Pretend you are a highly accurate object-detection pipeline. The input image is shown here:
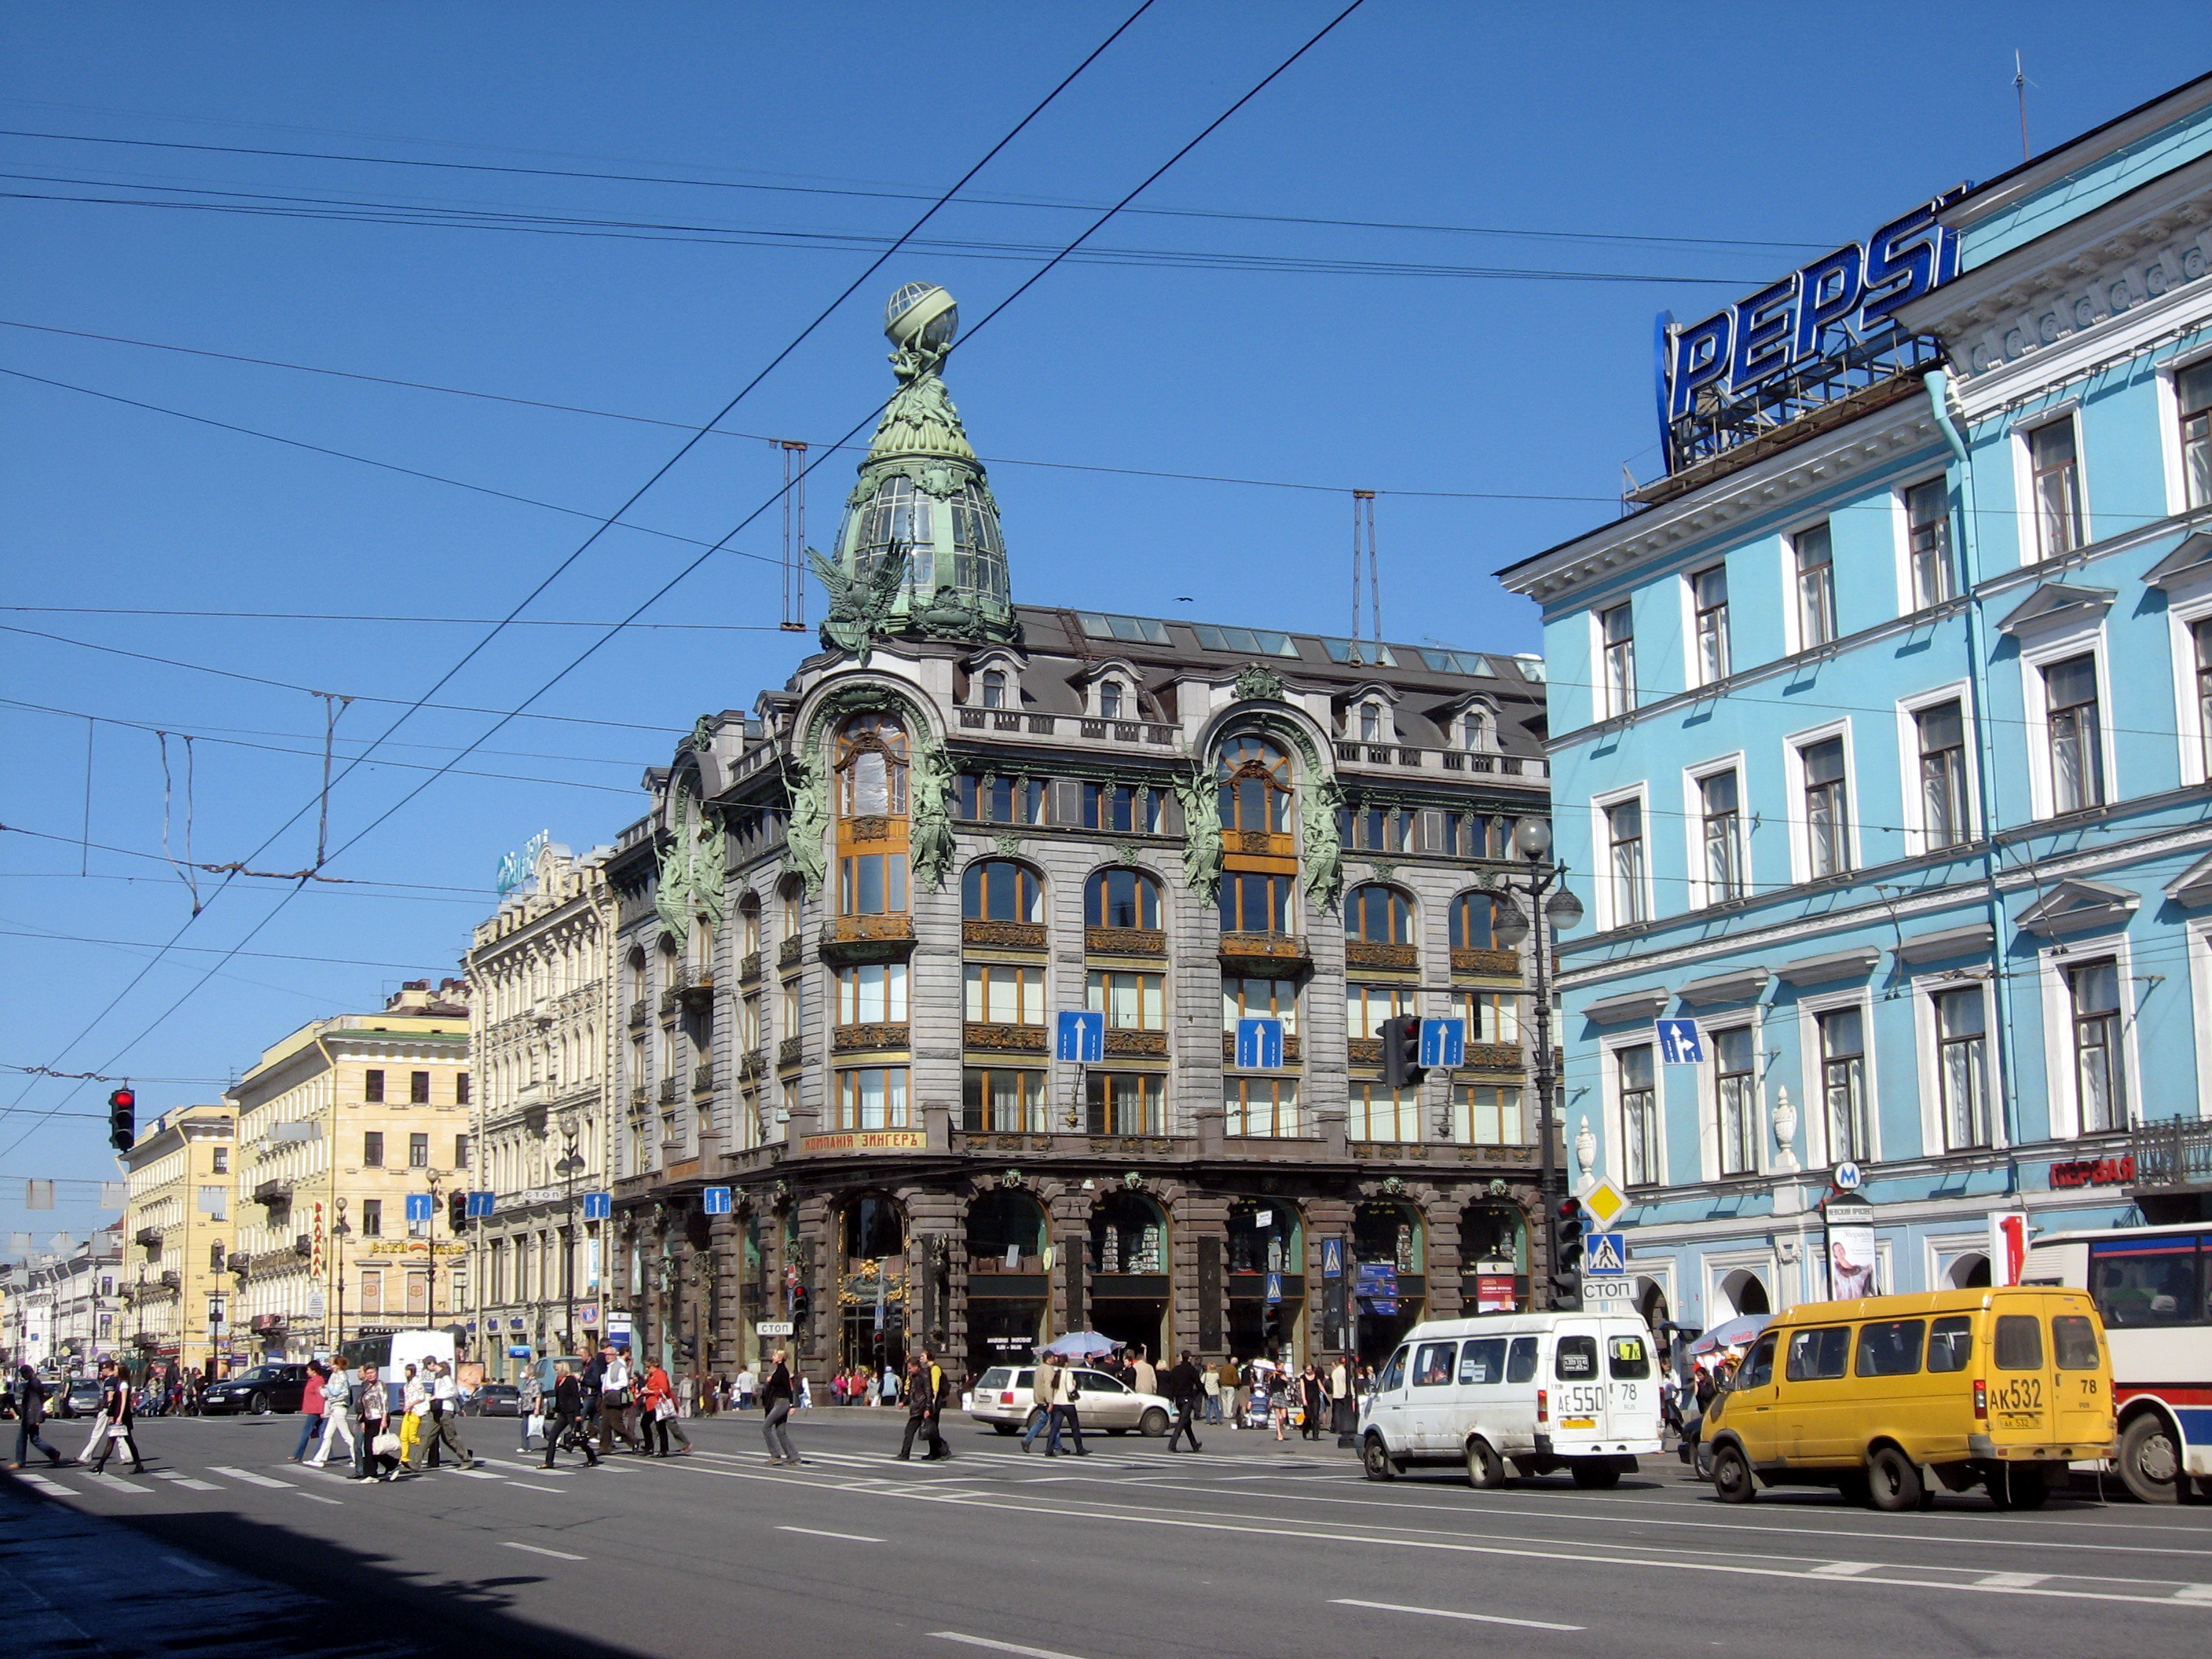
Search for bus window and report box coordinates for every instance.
[1994,1314,2044,1370]
[1413,1342,1457,1387]
[1459,1337,1506,1385]
[2052,1314,2100,1370]
[1785,1327,1849,1382]
[2090,1242,2201,1327]
[1505,1336,1540,1383]
[1555,1335,1599,1379]
[1927,1315,1972,1372]
[1855,1319,1925,1377]
[1608,1335,1651,1379]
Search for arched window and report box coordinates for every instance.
[1099,678,1125,718]
[1461,709,1489,751]
[836,712,908,816]
[981,669,1007,710]
[1358,701,1383,742]
[962,859,1042,922]
[1448,891,1500,950]
[739,898,761,954]
[1217,736,1291,834]
[1345,883,1412,943]
[836,713,910,917]
[1086,867,1162,930]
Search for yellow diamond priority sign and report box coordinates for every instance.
[1580,1177,1629,1229]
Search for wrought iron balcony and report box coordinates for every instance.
[964,1021,1046,1054]
[2131,1119,2212,1190]
[963,919,1047,950]
[778,936,804,970]
[833,1023,911,1053]
[739,950,763,984]
[674,961,715,1010]
[1451,947,1523,977]
[1084,926,1166,957]
[777,1036,805,1070]
[820,914,916,963]
[694,1061,719,1095]
[1218,932,1309,972]
[134,1226,163,1248]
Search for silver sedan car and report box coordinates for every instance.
[967,1365,1173,1437]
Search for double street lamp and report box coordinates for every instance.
[1489,816,1584,1312]
[555,1108,584,1357]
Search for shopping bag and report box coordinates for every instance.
[108,1423,131,1440]
[526,1412,546,1441]
[655,1399,676,1422]
[372,1432,401,1457]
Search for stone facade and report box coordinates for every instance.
[119,1104,236,1371]
[593,286,1557,1382]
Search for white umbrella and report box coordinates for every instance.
[1038,1331,1116,1358]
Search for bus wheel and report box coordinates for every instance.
[1711,1445,1755,1504]
[1868,1445,1922,1512]
[2119,1413,2183,1504]
[1465,1437,1506,1490]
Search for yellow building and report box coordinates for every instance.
[119,1104,237,1373]
[224,980,474,1362]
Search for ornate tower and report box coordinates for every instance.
[815,284,1020,654]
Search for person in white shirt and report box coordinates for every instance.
[422,1359,479,1469]
[735,1365,757,1411]
[310,1363,357,1468]
[597,1347,641,1454]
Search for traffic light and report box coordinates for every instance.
[677,1337,696,1361]
[1379,1013,1426,1090]
[107,1086,136,1153]
[1262,1303,1284,1355]
[1551,1196,1586,1309]
[447,1189,468,1236]
[789,1268,812,1324]
[883,1301,906,1342]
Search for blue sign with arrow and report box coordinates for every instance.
[403,1193,433,1224]
[702,1186,732,1215]
[1419,1017,1466,1069]
[1657,1018,1705,1064]
[581,1192,611,1221]
[1055,1009,1104,1064]
[1235,1017,1284,1069]
[464,1190,496,1219]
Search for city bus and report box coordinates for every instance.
[336,1329,456,1382]
[2023,1221,2211,1503]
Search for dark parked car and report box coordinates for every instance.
[463,1383,522,1419]
[200,1364,311,1415]
[50,1378,104,1419]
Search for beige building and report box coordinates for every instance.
[465,838,617,1379]
[224,980,473,1361]
[119,1104,237,1372]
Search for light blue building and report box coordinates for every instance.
[1500,73,2212,1332]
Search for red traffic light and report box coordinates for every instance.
[108,1087,136,1111]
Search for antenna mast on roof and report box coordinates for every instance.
[778,439,809,632]
[1351,489,1380,652]
[2014,50,2032,163]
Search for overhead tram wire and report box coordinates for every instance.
[0,1,1376,1153]
[0,123,1831,255]
[0,318,1623,504]
[0,2,1164,1148]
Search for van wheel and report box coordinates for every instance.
[1711,1445,1755,1503]
[1868,1446,1923,1512]
[2119,1412,2183,1503]
[1465,1437,1506,1490]
[1571,1460,1621,1489]
[1361,1434,1399,1481]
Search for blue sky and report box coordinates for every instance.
[3,2,2204,1248]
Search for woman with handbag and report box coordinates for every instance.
[88,1362,144,1474]
[639,1361,676,1456]
[357,1366,400,1481]
[597,1346,641,1455]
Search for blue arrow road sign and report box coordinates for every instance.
[581,1192,611,1221]
[1055,1009,1104,1064]
[1320,1237,1345,1280]
[465,1190,496,1219]
[702,1186,733,1215]
[1235,1017,1284,1069]
[403,1193,434,1224]
[1419,1017,1466,1069]
[1656,1018,1705,1065]
[1584,1232,1628,1275]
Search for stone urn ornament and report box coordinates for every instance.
[1573,1115,1596,1181]
[1771,1085,1800,1174]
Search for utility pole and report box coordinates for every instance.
[1492,818,1583,1311]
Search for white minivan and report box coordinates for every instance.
[1358,1311,1664,1488]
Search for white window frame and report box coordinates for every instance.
[1781,518,1838,655]
[2009,400,2089,566]
[1891,474,1957,614]
[1683,561,1732,687]
[2184,914,2212,1122]
[1701,1020,1764,1181]
[1594,600,1637,720]
[1591,782,1655,931]
[2155,346,2212,518]
[1681,752,1750,910]
[2035,931,2142,1140]
[2166,579,2212,788]
[1909,969,2001,1157]
[1601,1027,1665,1190]
[1781,718,1857,884]
[1794,985,1879,1168]
[2016,623,2116,819]
[1894,680,1979,859]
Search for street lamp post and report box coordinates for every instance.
[331,1199,351,1356]
[423,1170,444,1331]
[556,1109,584,1357]
[1491,816,1584,1312]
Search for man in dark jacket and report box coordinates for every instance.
[1165,1352,1204,1452]
[11,1366,65,1468]
[895,1350,954,1462]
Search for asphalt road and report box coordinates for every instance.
[6,1407,2211,1658]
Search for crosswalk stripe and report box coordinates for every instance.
[1977,1573,2049,1588]
[14,1471,71,1496]
[86,1472,154,1492]
[152,1472,225,1491]
[1808,1562,1879,1577]
[208,1465,295,1489]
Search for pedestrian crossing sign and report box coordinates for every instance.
[1584,1232,1627,1275]
[1264,1271,1284,1305]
